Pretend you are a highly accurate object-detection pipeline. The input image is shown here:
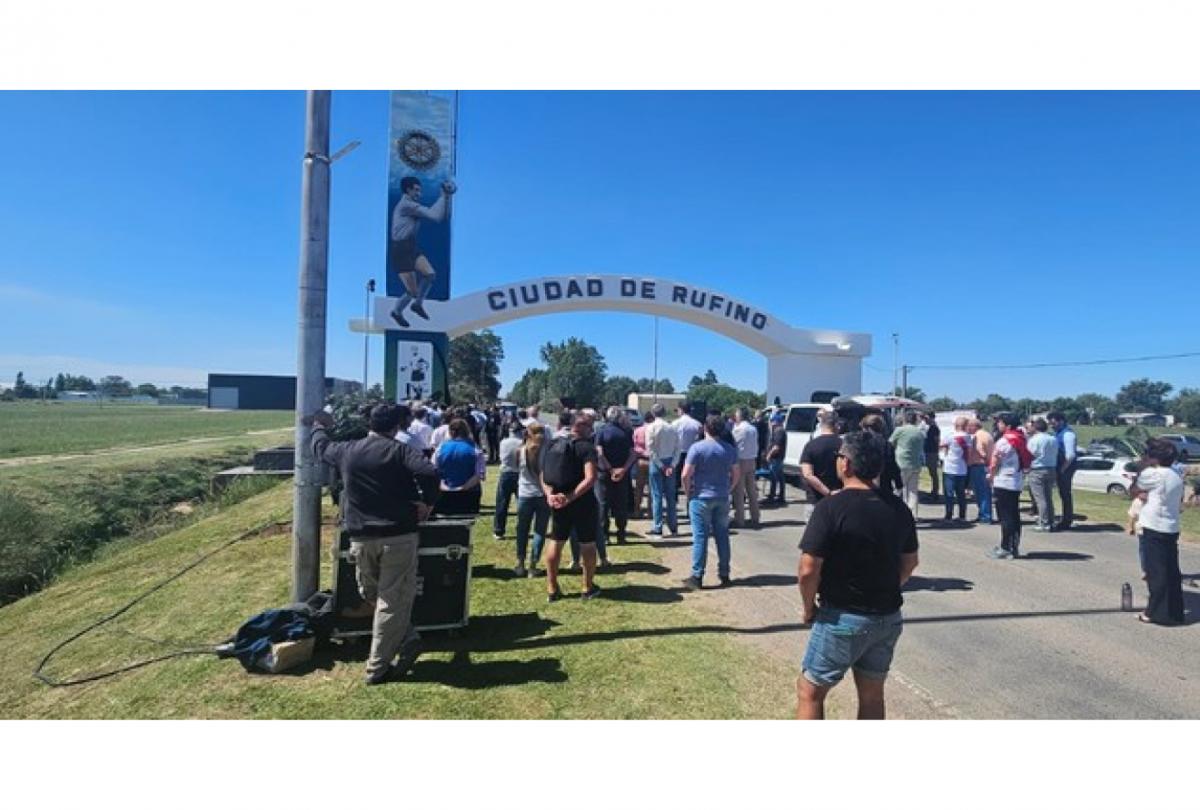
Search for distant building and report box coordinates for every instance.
[626,391,686,416]
[207,374,361,411]
[60,391,102,401]
[1117,412,1170,427]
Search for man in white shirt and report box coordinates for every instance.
[389,177,456,328]
[408,406,434,455]
[645,403,680,537]
[730,407,761,528]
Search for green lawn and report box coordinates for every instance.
[0,476,797,719]
[0,401,292,458]
[0,434,295,602]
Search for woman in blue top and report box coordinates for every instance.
[435,418,483,514]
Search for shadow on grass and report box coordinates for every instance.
[1020,551,1094,562]
[596,583,685,604]
[903,575,974,592]
[405,651,567,689]
[472,564,523,581]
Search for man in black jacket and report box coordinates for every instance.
[310,404,441,685]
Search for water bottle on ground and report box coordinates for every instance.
[1121,582,1133,612]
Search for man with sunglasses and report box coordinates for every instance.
[796,431,920,720]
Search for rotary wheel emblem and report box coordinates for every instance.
[397,130,441,170]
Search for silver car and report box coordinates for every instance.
[1159,433,1200,462]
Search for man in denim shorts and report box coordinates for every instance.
[796,430,920,719]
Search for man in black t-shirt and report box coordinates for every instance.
[540,411,601,602]
[765,412,788,504]
[800,412,842,504]
[796,430,920,720]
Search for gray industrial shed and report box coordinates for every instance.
[207,374,361,410]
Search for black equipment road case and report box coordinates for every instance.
[332,517,475,638]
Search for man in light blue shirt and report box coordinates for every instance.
[672,403,704,508]
[1048,411,1079,530]
[681,415,740,590]
[1026,417,1059,531]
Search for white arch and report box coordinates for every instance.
[353,274,872,404]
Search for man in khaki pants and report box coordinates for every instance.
[310,404,441,685]
[731,407,761,529]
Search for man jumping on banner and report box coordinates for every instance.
[390,176,456,328]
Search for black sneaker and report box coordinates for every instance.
[410,302,429,320]
[681,576,702,590]
[364,664,395,686]
[393,640,424,677]
[718,576,732,588]
[390,309,410,328]
[547,587,564,603]
[581,584,602,601]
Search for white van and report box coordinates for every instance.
[780,395,931,486]
[781,403,828,485]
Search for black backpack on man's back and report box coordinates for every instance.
[542,435,584,491]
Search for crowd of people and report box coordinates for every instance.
[308,395,1189,718]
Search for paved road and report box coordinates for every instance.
[643,496,1200,719]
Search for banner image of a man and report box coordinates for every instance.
[389,176,456,328]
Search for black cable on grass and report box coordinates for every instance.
[32,518,290,688]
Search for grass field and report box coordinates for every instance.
[0,401,292,459]
[0,428,296,602]
[0,477,797,719]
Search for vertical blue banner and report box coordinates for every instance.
[385,91,456,304]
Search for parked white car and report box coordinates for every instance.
[1072,455,1138,496]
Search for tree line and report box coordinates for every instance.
[919,378,1198,426]
[448,330,763,413]
[1,372,205,402]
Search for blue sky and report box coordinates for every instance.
[0,90,1197,401]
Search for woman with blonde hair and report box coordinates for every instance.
[514,422,551,577]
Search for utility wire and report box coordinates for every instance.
[908,350,1200,372]
[33,517,290,688]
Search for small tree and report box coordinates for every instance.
[1115,378,1173,415]
[135,383,160,398]
[927,396,958,412]
[635,376,674,395]
[98,375,133,397]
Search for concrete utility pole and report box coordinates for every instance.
[292,90,332,602]
[892,332,899,396]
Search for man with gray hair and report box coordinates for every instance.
[731,407,761,529]
[1025,417,1058,532]
[645,402,680,537]
[594,405,636,561]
